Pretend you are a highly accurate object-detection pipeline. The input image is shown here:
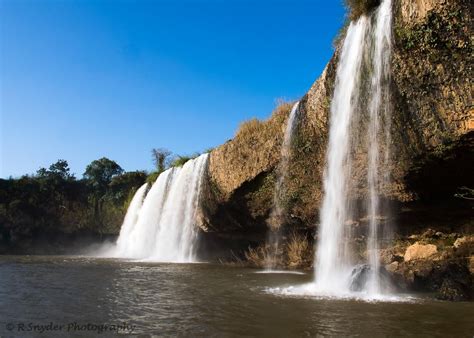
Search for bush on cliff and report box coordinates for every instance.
[345,0,381,20]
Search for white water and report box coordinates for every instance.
[115,183,149,250]
[270,101,300,229]
[313,0,393,297]
[266,101,300,269]
[111,153,209,262]
[366,0,393,294]
[314,16,369,293]
[266,283,414,303]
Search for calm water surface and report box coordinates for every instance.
[0,256,473,337]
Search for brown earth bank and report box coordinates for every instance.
[197,0,474,300]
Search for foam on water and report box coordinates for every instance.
[265,283,416,303]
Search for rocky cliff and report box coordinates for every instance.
[204,0,472,230]
[198,0,473,298]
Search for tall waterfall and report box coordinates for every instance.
[113,153,209,262]
[266,101,300,269]
[314,0,392,295]
[366,0,393,294]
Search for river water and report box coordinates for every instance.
[0,256,473,337]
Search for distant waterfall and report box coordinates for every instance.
[266,101,300,269]
[113,153,208,262]
[115,183,149,250]
[314,0,392,295]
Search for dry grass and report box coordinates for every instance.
[244,244,280,268]
[235,118,263,139]
[234,100,294,139]
[286,231,312,268]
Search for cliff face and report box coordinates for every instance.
[392,0,473,199]
[202,57,338,238]
[202,0,473,244]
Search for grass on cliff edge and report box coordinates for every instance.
[234,100,294,141]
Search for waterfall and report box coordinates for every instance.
[266,101,300,269]
[115,183,149,250]
[314,17,368,292]
[113,153,209,262]
[366,0,393,294]
[314,0,392,295]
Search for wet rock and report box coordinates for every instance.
[349,264,393,292]
[438,279,470,302]
[350,264,372,291]
[404,242,438,262]
[435,262,473,301]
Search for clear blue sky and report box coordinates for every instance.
[1,0,346,178]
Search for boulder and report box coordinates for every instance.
[404,242,438,262]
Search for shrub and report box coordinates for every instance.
[286,231,311,268]
[345,0,381,20]
[245,244,281,268]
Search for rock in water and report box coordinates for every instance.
[350,264,372,292]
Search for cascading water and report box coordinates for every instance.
[112,153,209,262]
[115,183,149,250]
[366,0,393,294]
[266,101,300,269]
[314,16,368,293]
[314,0,393,296]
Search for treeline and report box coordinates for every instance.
[0,158,147,246]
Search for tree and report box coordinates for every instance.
[84,158,124,218]
[37,159,74,181]
[84,157,124,193]
[151,148,172,173]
